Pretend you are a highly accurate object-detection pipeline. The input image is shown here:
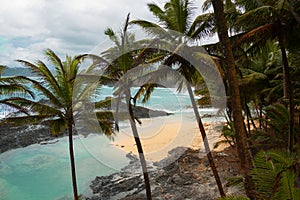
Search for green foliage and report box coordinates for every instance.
[131,0,214,40]
[226,176,244,187]
[251,103,292,149]
[217,196,249,200]
[239,68,269,101]
[1,49,115,138]
[251,150,300,199]
[0,65,34,98]
[197,96,212,107]
[214,121,236,148]
[265,103,290,135]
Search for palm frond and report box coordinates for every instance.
[148,3,169,27]
[0,97,62,116]
[0,83,34,98]
[233,23,275,49]
[0,99,30,115]
[235,0,263,11]
[202,0,212,12]
[188,13,216,39]
[130,20,169,37]
[35,60,62,97]
[94,98,112,109]
[18,76,63,108]
[95,111,115,137]
[44,49,66,79]
[166,0,192,33]
[47,118,68,135]
[236,5,274,31]
[0,114,56,126]
[252,150,300,199]
[105,28,121,47]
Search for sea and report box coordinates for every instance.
[0,86,224,200]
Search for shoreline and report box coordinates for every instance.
[0,111,225,156]
[0,106,174,154]
[87,114,243,199]
[113,113,226,161]
[88,146,243,200]
[0,112,235,200]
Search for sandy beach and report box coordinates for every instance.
[113,114,225,161]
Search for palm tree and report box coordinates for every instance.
[0,49,115,200]
[0,65,35,116]
[232,0,300,152]
[210,0,256,198]
[131,0,225,197]
[88,14,155,199]
[251,149,300,199]
[0,65,33,97]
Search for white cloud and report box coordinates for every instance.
[0,0,208,67]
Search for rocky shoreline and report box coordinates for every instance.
[0,108,243,200]
[0,106,172,153]
[86,147,244,200]
[0,124,62,153]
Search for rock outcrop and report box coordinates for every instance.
[87,147,243,200]
[0,107,171,153]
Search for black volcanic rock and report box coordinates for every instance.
[0,124,60,153]
[86,147,242,200]
[0,106,172,153]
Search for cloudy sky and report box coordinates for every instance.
[0,0,209,68]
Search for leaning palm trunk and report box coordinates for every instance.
[211,0,255,198]
[68,119,79,200]
[186,83,225,197]
[125,90,152,200]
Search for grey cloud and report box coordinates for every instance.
[0,0,204,67]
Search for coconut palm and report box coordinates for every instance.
[131,0,225,197]
[0,65,33,97]
[210,0,256,198]
[88,14,157,199]
[251,149,300,199]
[232,0,300,151]
[0,65,35,116]
[0,49,115,200]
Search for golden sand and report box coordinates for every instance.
[113,115,224,161]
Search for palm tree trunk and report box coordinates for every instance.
[277,22,295,152]
[246,103,256,131]
[125,90,152,200]
[245,101,251,137]
[186,83,225,197]
[211,0,255,199]
[68,120,79,200]
[245,102,256,136]
[258,99,264,130]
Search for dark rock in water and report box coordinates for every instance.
[110,102,173,120]
[88,152,154,200]
[0,106,170,153]
[0,124,61,153]
[133,106,173,119]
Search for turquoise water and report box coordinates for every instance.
[0,135,129,200]
[95,86,193,113]
[0,86,224,199]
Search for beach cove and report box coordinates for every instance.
[0,108,236,199]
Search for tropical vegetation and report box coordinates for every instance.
[0,0,300,199]
[0,49,115,200]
